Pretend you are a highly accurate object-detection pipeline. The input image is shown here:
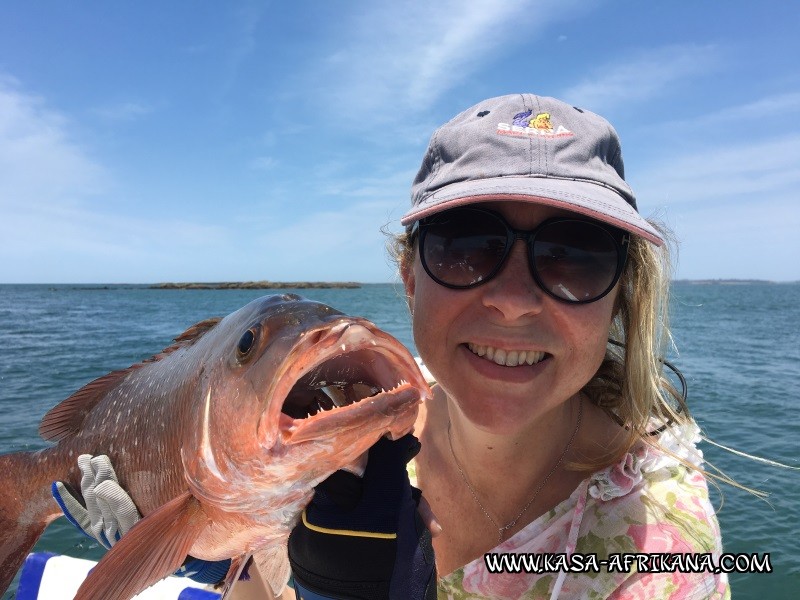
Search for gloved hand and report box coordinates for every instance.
[288,434,437,600]
[52,454,231,585]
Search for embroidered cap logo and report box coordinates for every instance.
[498,108,573,138]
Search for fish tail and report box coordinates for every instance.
[0,451,62,595]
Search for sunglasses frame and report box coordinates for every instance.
[413,207,630,304]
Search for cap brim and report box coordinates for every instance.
[401,176,664,246]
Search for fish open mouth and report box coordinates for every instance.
[272,321,429,445]
[281,348,409,420]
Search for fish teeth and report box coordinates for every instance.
[303,377,412,421]
[467,342,546,367]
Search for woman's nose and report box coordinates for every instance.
[480,240,545,320]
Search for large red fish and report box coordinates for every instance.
[0,294,430,599]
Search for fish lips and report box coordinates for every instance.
[280,384,423,444]
[260,319,431,447]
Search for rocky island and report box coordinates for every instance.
[150,281,361,290]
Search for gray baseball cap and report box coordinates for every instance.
[401,93,663,246]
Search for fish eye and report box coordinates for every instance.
[236,328,258,359]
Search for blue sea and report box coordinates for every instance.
[0,283,797,598]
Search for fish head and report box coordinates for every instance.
[184,294,430,517]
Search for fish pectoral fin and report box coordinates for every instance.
[74,491,207,600]
[253,545,292,596]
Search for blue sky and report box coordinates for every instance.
[1,1,798,283]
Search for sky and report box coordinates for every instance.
[1,1,798,283]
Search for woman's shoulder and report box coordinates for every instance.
[581,420,722,555]
[588,421,703,496]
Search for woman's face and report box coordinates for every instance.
[403,201,620,433]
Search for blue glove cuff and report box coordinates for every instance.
[292,581,346,600]
[51,482,89,540]
[175,557,231,584]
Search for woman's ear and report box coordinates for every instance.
[400,258,415,314]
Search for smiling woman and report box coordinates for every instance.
[385,93,729,599]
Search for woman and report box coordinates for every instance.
[56,94,729,599]
[393,93,728,598]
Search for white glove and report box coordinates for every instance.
[52,454,141,548]
[53,455,233,584]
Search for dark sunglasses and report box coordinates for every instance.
[413,207,630,304]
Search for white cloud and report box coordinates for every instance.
[252,199,403,282]
[644,91,800,133]
[633,134,800,207]
[0,77,109,211]
[219,1,267,98]
[689,91,800,124]
[0,197,232,282]
[561,44,721,112]
[244,166,419,282]
[0,73,413,283]
[627,122,800,281]
[306,0,591,120]
[673,198,799,281]
[0,77,233,283]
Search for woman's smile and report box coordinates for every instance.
[457,339,554,388]
[465,342,548,367]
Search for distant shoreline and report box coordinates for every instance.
[1,280,798,288]
[672,279,794,285]
[149,281,361,290]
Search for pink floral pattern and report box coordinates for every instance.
[432,422,730,599]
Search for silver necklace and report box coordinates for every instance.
[447,398,583,544]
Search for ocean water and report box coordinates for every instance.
[0,282,797,598]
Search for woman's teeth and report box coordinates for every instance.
[467,343,546,367]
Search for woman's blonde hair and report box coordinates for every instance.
[583,223,690,469]
[387,219,689,471]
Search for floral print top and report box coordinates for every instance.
[418,422,730,600]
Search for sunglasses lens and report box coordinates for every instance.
[421,211,508,287]
[532,221,621,302]
[419,209,624,302]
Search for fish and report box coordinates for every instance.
[0,293,430,599]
